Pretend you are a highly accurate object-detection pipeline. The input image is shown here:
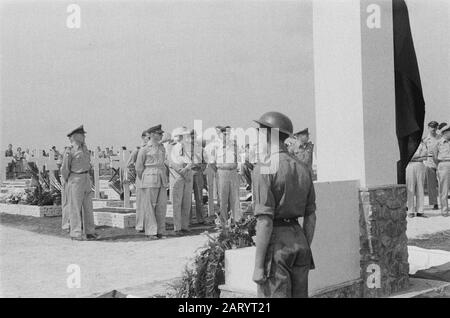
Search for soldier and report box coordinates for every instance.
[131,130,150,233]
[203,136,219,218]
[168,126,194,234]
[423,121,439,210]
[61,146,71,232]
[405,140,428,217]
[288,128,314,172]
[433,124,450,217]
[214,125,242,228]
[252,112,316,298]
[135,125,168,239]
[189,129,205,225]
[61,125,97,241]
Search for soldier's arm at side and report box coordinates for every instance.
[135,148,146,180]
[303,174,317,245]
[252,169,275,284]
[60,150,71,182]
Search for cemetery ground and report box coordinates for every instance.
[0,189,449,297]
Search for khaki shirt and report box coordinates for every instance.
[423,135,439,168]
[433,138,450,162]
[135,143,168,188]
[252,145,316,220]
[214,138,238,170]
[61,144,91,182]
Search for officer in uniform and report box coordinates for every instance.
[168,126,194,234]
[252,112,316,298]
[61,146,71,232]
[288,128,314,172]
[214,125,242,228]
[433,124,450,217]
[131,130,150,232]
[189,129,205,225]
[135,125,168,239]
[61,125,97,241]
[405,140,428,217]
[423,121,440,210]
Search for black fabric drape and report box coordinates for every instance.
[393,0,425,184]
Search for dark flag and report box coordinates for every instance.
[393,0,426,184]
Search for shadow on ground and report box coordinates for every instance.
[0,213,216,242]
[408,231,450,252]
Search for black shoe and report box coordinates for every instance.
[146,235,158,240]
[86,234,99,240]
[407,213,415,218]
[156,234,166,239]
[433,204,439,210]
[416,213,426,218]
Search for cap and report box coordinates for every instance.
[172,126,191,137]
[147,124,164,134]
[438,122,448,130]
[440,124,450,134]
[428,121,439,128]
[294,128,309,136]
[67,125,86,137]
[215,125,231,133]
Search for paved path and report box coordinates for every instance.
[0,225,208,298]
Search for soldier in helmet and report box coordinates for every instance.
[252,112,316,298]
[61,125,97,241]
[433,124,450,217]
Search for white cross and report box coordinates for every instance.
[91,150,110,199]
[0,155,14,183]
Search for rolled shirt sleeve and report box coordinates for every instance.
[252,167,276,218]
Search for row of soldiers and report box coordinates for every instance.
[59,121,315,240]
[406,121,450,217]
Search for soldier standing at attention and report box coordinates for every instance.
[252,112,316,298]
[405,140,428,217]
[433,124,450,217]
[135,125,168,239]
[288,128,314,172]
[214,125,242,228]
[131,130,150,233]
[168,126,194,235]
[61,125,97,241]
[423,121,440,210]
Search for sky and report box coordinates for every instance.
[0,0,315,151]
[0,0,448,152]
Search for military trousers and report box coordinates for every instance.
[437,162,450,214]
[67,173,95,238]
[205,167,218,217]
[257,223,313,298]
[191,172,205,223]
[217,169,242,227]
[61,180,70,231]
[426,166,439,206]
[170,173,193,231]
[139,186,167,235]
[406,162,426,214]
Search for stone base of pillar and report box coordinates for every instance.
[359,185,409,297]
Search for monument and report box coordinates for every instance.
[220,0,409,298]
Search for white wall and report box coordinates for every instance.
[224,180,361,295]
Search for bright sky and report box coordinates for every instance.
[0,0,315,151]
[0,0,447,153]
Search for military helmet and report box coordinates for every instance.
[254,111,293,136]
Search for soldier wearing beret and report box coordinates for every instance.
[288,128,314,172]
[423,121,440,210]
[135,125,169,239]
[61,125,97,240]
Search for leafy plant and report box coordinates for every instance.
[172,216,256,298]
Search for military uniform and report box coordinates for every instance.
[128,146,143,231]
[406,142,428,215]
[189,137,205,224]
[423,135,439,206]
[135,126,168,236]
[60,147,70,232]
[204,141,219,217]
[214,129,242,227]
[61,126,95,239]
[253,144,316,298]
[433,129,450,216]
[168,127,194,232]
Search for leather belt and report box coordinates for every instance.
[71,170,89,174]
[217,166,238,171]
[273,218,299,227]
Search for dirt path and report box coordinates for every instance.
[0,225,208,298]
